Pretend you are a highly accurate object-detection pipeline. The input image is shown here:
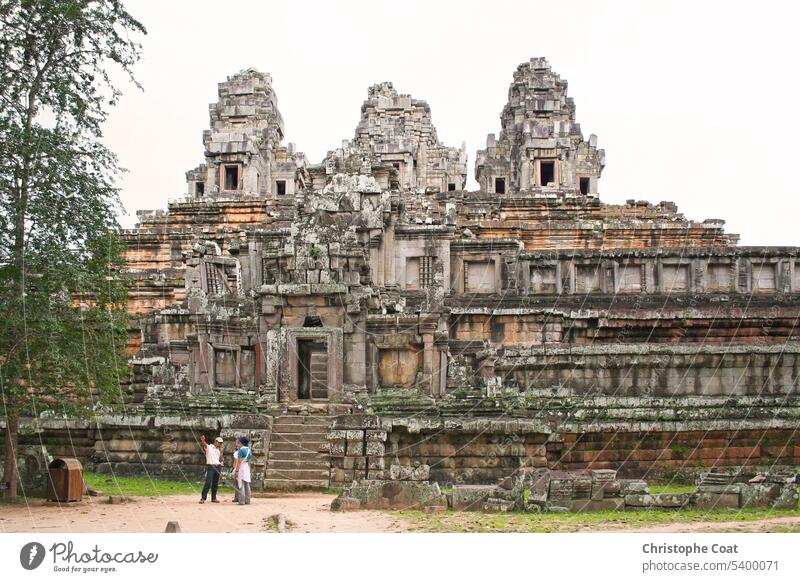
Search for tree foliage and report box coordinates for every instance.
[0,0,145,497]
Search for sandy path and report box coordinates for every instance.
[602,515,800,533]
[0,493,409,533]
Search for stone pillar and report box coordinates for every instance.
[520,157,532,191]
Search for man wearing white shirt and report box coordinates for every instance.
[199,435,223,503]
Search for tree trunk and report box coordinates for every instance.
[2,412,19,499]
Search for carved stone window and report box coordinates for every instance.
[494,177,506,194]
[530,265,558,293]
[579,177,590,195]
[205,260,240,295]
[662,264,689,293]
[276,180,286,195]
[406,256,435,289]
[707,263,733,291]
[465,260,496,293]
[575,264,601,293]
[617,263,643,293]
[752,262,777,292]
[262,257,283,284]
[214,348,237,388]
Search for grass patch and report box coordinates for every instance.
[395,507,800,533]
[649,484,696,495]
[83,472,233,497]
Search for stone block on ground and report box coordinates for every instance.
[336,480,447,510]
[771,485,799,509]
[619,479,649,495]
[330,496,361,511]
[739,483,781,508]
[567,498,625,513]
[693,492,741,510]
[452,485,497,511]
[624,493,690,509]
[483,497,516,512]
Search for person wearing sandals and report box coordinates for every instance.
[233,436,253,505]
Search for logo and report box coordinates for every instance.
[20,542,46,570]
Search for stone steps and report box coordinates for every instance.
[263,468,331,481]
[267,449,328,461]
[268,459,331,471]
[262,478,330,490]
[263,415,332,490]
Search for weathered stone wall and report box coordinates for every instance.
[549,429,800,480]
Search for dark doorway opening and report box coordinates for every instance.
[276,180,286,195]
[579,177,590,195]
[448,183,456,191]
[494,177,506,194]
[297,338,328,400]
[224,165,239,190]
[540,161,555,186]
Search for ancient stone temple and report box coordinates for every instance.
[11,58,800,490]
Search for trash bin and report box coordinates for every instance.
[47,458,83,502]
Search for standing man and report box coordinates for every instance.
[199,435,224,504]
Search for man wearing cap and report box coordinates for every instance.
[199,435,224,503]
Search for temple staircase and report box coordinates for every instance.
[263,415,332,490]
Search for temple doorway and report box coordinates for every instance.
[297,338,329,400]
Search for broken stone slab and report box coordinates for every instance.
[740,483,782,508]
[164,521,181,533]
[452,485,497,511]
[332,415,380,430]
[566,498,625,513]
[527,468,551,504]
[624,493,691,509]
[330,496,361,511]
[547,478,575,502]
[693,492,741,510]
[590,469,619,500]
[619,479,649,495]
[389,464,430,481]
[771,485,799,509]
[696,484,741,495]
[335,480,447,510]
[483,498,516,513]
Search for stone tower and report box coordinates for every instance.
[476,57,605,195]
[314,81,467,192]
[185,69,307,198]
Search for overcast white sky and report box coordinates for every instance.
[105,0,799,245]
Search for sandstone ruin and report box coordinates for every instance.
[4,58,800,497]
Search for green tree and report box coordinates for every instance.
[0,0,145,499]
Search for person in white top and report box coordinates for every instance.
[199,435,224,503]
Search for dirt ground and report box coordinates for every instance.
[3,493,800,533]
[0,492,409,533]
[615,516,800,533]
